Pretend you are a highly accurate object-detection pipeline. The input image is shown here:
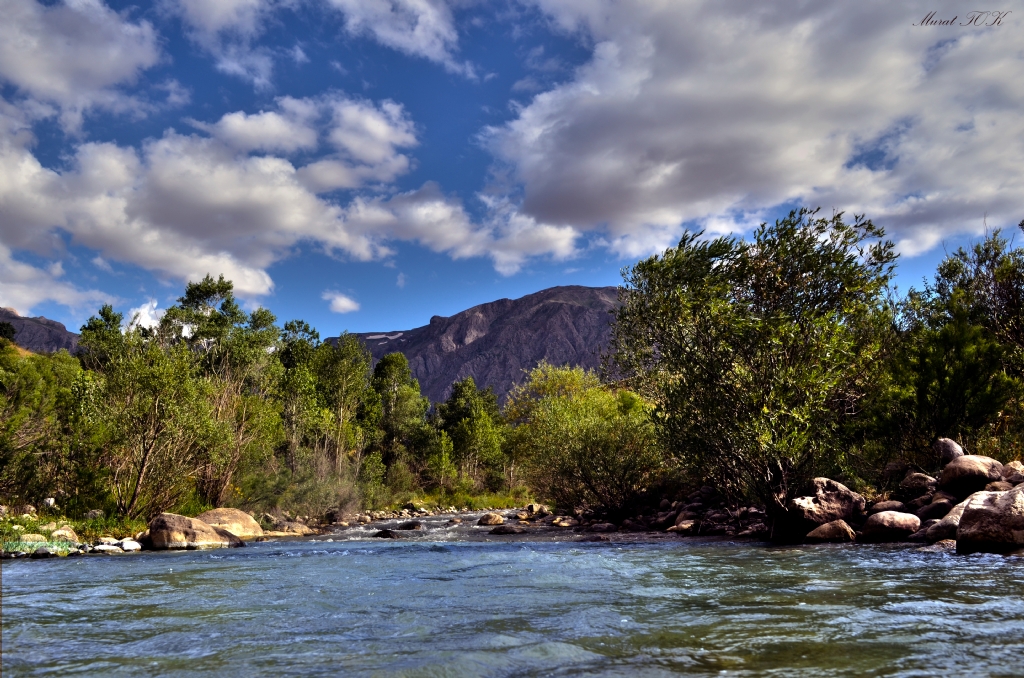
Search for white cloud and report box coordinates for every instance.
[188,97,320,154]
[485,0,1024,260]
[0,243,112,315]
[396,272,406,288]
[322,290,360,313]
[0,0,162,130]
[127,298,165,329]
[168,0,278,88]
[326,0,475,77]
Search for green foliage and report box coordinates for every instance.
[610,208,897,515]
[508,364,663,513]
[434,376,506,490]
[0,322,15,342]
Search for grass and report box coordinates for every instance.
[410,486,536,511]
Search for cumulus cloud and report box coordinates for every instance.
[0,243,112,315]
[168,0,278,87]
[127,298,165,329]
[322,290,360,313]
[327,0,475,77]
[486,0,1024,260]
[0,0,162,130]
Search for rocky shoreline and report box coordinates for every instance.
[7,440,1024,559]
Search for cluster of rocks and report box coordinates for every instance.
[2,508,268,559]
[783,440,1024,554]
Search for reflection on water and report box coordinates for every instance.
[4,529,1024,676]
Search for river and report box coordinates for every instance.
[4,513,1024,676]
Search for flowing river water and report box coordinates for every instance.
[4,512,1024,676]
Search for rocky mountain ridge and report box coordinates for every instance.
[344,285,620,403]
[0,307,79,354]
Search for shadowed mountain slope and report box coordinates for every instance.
[344,286,620,403]
[0,308,79,354]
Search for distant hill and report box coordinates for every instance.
[343,285,620,403]
[0,308,79,354]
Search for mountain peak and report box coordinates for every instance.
[344,285,621,403]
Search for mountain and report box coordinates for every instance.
[0,307,80,354]
[344,285,620,403]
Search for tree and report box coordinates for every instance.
[88,326,213,518]
[506,364,662,513]
[160,276,282,506]
[610,208,897,527]
[434,376,505,489]
[0,322,15,343]
[370,353,427,466]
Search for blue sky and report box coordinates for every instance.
[1,0,1022,336]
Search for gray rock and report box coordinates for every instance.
[92,544,123,554]
[372,529,400,538]
[587,522,618,533]
[868,500,905,514]
[397,520,423,530]
[119,539,142,552]
[1002,460,1024,485]
[85,509,105,520]
[924,499,970,543]
[805,519,855,543]
[917,539,957,552]
[985,481,1014,492]
[489,525,525,535]
[939,455,1003,500]
[477,512,504,526]
[143,513,245,550]
[787,478,866,532]
[934,438,964,465]
[30,547,52,559]
[899,472,937,500]
[957,486,1024,554]
[916,499,953,521]
[43,498,56,508]
[196,508,264,539]
[860,511,921,543]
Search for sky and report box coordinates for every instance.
[0,0,1022,336]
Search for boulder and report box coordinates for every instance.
[917,539,957,552]
[986,481,1014,492]
[956,486,1024,554]
[97,536,121,545]
[868,500,905,514]
[85,509,105,520]
[915,499,953,522]
[196,508,264,538]
[21,533,47,543]
[50,527,79,543]
[39,522,57,531]
[92,544,123,554]
[667,520,696,534]
[587,522,618,533]
[787,478,866,533]
[489,525,525,535]
[939,455,1003,499]
[923,499,969,543]
[934,438,964,465]
[805,520,855,543]
[860,511,921,543]
[143,513,244,550]
[898,472,937,500]
[397,520,423,530]
[478,512,505,526]
[30,547,52,559]
[119,539,142,552]
[43,497,56,508]
[526,503,550,517]
[372,529,400,538]
[1002,460,1024,485]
